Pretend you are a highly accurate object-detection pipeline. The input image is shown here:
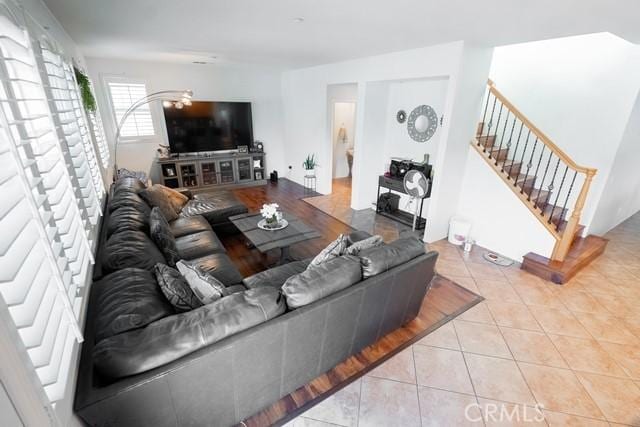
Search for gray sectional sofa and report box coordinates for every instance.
[74,177,438,426]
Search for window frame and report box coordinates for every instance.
[102,75,157,143]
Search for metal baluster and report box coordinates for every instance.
[488,103,504,159]
[514,130,531,187]
[520,137,539,194]
[479,89,491,145]
[484,96,498,152]
[495,111,511,166]
[557,171,578,231]
[548,165,569,225]
[528,145,546,202]
[501,117,517,172]
[507,122,525,180]
[536,150,554,210]
[542,157,561,219]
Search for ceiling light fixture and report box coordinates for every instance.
[293,17,305,23]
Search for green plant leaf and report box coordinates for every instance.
[74,66,97,112]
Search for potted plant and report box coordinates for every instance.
[260,203,283,229]
[303,154,318,176]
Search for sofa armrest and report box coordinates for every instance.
[242,259,310,290]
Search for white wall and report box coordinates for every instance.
[281,42,494,240]
[590,90,640,234]
[332,102,356,178]
[86,58,286,183]
[455,33,640,261]
[489,33,640,230]
[382,77,449,219]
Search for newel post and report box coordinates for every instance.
[551,169,597,262]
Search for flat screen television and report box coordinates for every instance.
[163,101,253,153]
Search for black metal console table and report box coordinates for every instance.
[376,175,427,230]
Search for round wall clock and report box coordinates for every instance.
[396,110,407,124]
[407,105,438,142]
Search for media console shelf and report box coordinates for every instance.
[158,152,267,190]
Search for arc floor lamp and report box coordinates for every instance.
[112,89,193,181]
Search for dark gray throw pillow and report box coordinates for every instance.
[154,263,202,312]
[283,255,362,308]
[149,207,180,267]
[139,185,179,221]
[359,237,426,278]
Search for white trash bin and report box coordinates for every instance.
[448,216,471,246]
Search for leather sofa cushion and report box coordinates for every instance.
[169,215,211,238]
[242,259,310,290]
[345,235,384,256]
[105,206,149,238]
[282,255,362,309]
[190,253,244,286]
[359,237,426,279]
[93,287,286,378]
[112,176,146,194]
[102,230,166,273]
[181,192,248,226]
[93,268,174,343]
[108,191,150,215]
[175,231,225,260]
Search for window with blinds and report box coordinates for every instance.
[34,42,103,235]
[0,0,98,408]
[87,97,110,169]
[106,80,155,137]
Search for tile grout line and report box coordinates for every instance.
[451,318,487,427]
[411,346,423,427]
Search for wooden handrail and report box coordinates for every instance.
[475,80,599,263]
[486,80,596,175]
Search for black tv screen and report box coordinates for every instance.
[163,101,253,153]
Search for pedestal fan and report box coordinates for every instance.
[403,170,430,231]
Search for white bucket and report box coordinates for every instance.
[448,216,472,246]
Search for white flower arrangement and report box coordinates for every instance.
[260,203,281,224]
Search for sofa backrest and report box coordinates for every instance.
[75,250,438,427]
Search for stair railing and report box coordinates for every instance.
[473,80,597,262]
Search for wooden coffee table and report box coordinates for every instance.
[229,211,321,265]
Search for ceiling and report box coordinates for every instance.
[43,0,640,68]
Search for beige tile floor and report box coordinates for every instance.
[287,210,640,426]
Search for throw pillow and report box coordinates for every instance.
[139,185,179,221]
[176,260,228,304]
[308,234,348,268]
[149,207,180,267]
[156,184,189,213]
[345,235,384,255]
[154,263,202,312]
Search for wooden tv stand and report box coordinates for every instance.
[157,152,267,190]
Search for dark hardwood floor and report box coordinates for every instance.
[196,179,483,426]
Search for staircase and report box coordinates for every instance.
[472,80,608,284]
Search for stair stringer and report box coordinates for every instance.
[456,146,557,262]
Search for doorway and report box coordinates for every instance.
[331,101,357,206]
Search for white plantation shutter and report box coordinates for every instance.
[0,1,90,408]
[107,81,155,137]
[87,95,110,168]
[34,41,103,232]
